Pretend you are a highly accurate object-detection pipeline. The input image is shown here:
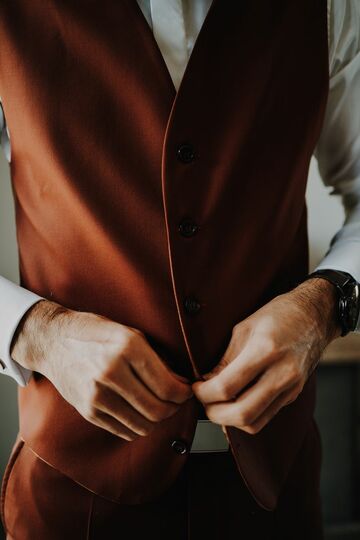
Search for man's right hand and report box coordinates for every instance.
[10,300,193,441]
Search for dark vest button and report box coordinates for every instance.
[0,359,5,370]
[184,297,201,315]
[177,143,195,164]
[171,439,188,455]
[178,220,198,238]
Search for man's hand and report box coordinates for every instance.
[193,278,341,435]
[10,300,193,441]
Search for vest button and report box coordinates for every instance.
[177,143,195,163]
[184,297,201,315]
[0,359,5,370]
[171,439,188,455]
[178,219,198,237]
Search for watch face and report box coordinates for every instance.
[344,282,360,331]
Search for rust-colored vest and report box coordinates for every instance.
[0,0,328,510]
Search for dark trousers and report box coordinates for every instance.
[1,418,323,540]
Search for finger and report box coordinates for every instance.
[102,363,180,422]
[125,327,191,386]
[206,379,299,431]
[202,338,238,379]
[94,383,155,436]
[213,367,297,426]
[193,345,267,404]
[87,410,141,441]
[240,386,298,434]
[202,325,251,381]
[129,348,193,404]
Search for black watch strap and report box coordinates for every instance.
[305,269,357,337]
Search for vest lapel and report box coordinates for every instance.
[129,0,219,108]
[129,0,177,98]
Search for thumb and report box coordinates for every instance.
[201,346,235,381]
[201,323,249,381]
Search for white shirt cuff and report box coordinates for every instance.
[313,241,360,283]
[0,275,45,386]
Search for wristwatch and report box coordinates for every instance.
[305,269,360,337]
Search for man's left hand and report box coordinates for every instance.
[192,278,342,434]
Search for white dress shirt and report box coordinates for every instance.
[1,0,360,387]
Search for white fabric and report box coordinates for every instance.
[149,0,188,90]
[0,276,43,384]
[313,1,360,299]
[1,0,360,386]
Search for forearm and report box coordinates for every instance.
[10,298,70,375]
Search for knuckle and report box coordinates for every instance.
[132,353,148,371]
[242,424,260,435]
[119,432,136,441]
[285,364,301,384]
[273,374,289,393]
[126,325,145,339]
[82,411,100,429]
[231,324,239,338]
[146,404,173,422]
[232,320,248,336]
[124,329,142,348]
[286,384,302,404]
[285,395,296,406]
[296,379,305,394]
[89,380,106,407]
[178,384,191,399]
[117,434,131,441]
[145,411,158,423]
[213,380,232,402]
[220,384,234,402]
[159,381,190,403]
[258,335,278,357]
[82,403,98,421]
[137,428,149,437]
[204,407,217,423]
[158,384,175,402]
[146,409,161,422]
[110,424,139,441]
[136,423,154,436]
[237,410,252,426]
[160,402,178,419]
[114,332,138,358]
[134,426,147,436]
[158,380,189,404]
[275,364,301,390]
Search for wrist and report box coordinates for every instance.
[290,277,342,344]
[10,299,68,375]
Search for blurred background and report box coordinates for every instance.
[1,151,360,539]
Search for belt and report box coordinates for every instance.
[190,402,229,453]
[190,420,229,453]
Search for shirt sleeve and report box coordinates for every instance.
[313,0,360,283]
[0,276,44,386]
[0,98,11,162]
[0,102,45,387]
